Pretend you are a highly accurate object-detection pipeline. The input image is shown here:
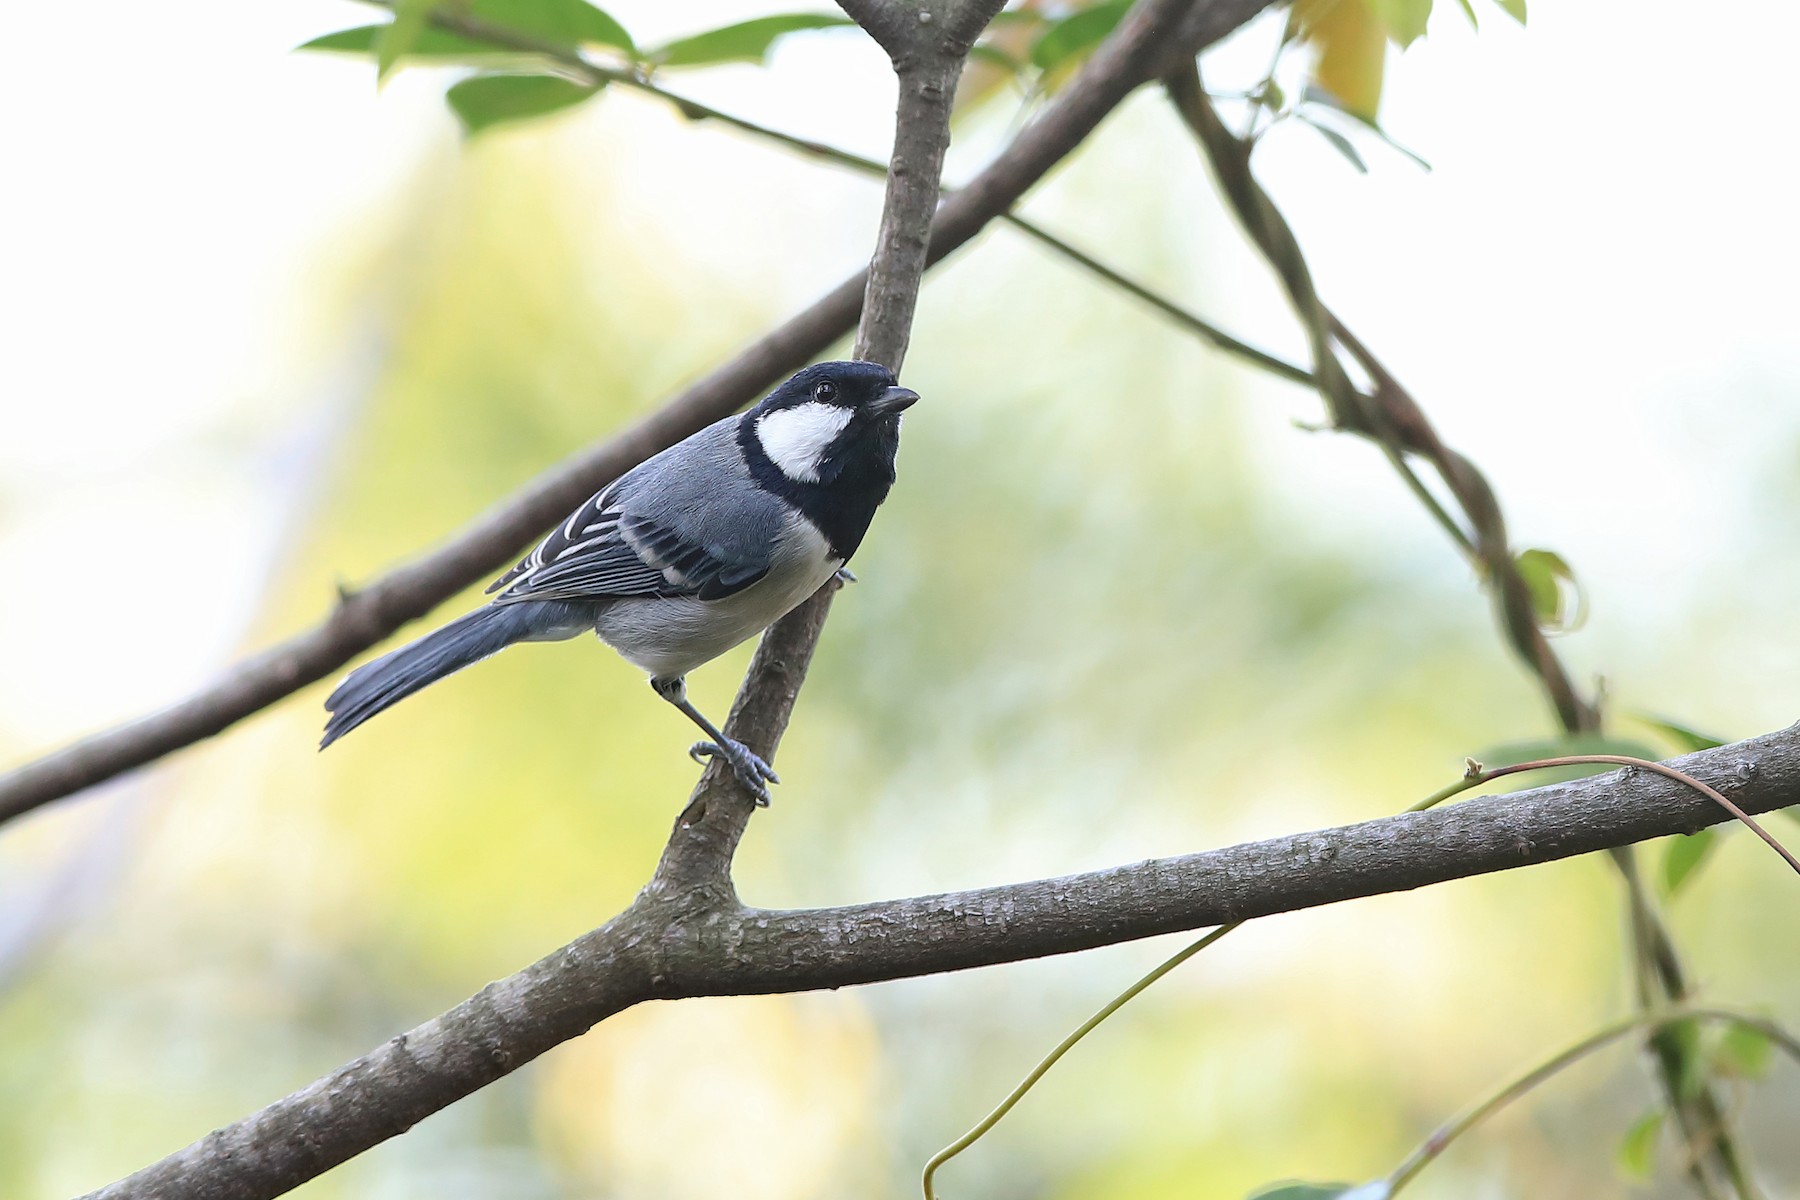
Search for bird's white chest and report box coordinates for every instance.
[594,517,840,679]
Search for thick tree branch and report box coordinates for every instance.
[0,0,1276,829]
[83,725,1800,1200]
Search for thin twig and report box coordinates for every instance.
[1387,1006,1800,1194]
[917,754,1493,1198]
[922,923,1242,1199]
[1477,755,1800,879]
[662,0,998,849]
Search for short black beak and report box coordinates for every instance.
[873,385,920,415]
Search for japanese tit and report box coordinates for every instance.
[321,360,919,804]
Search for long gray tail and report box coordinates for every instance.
[321,602,579,748]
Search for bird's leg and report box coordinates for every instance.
[649,675,779,806]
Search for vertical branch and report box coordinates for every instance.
[648,573,845,901]
[844,0,1006,369]
[650,0,1006,891]
[854,56,960,369]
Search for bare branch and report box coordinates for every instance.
[0,0,1278,830]
[83,725,1800,1200]
[654,0,999,879]
[852,57,966,369]
[659,0,1282,883]
[647,570,847,900]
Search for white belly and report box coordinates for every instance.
[593,521,841,680]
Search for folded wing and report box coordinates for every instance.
[487,423,784,604]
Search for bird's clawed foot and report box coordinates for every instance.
[689,738,780,806]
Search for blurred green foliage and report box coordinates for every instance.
[1,4,1797,1200]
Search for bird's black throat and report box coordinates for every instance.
[736,413,900,562]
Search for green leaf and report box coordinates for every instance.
[1300,117,1369,172]
[1713,1022,1774,1079]
[1659,828,1718,897]
[1368,0,1432,47]
[1248,1186,1357,1200]
[968,43,1025,73]
[305,0,633,67]
[1474,734,1663,788]
[1632,713,1727,754]
[1653,1018,1707,1102]
[1616,1109,1663,1182]
[446,73,602,134]
[467,0,634,54]
[1030,0,1133,72]
[1452,0,1479,28]
[301,24,516,59]
[1513,547,1586,633]
[379,0,441,80]
[1493,0,1527,24]
[649,14,855,68]
[989,9,1049,27]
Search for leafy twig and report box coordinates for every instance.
[372,0,1319,388]
[1164,61,1757,1200]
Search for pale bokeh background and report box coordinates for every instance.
[1,1,1797,1197]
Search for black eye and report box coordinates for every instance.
[813,379,838,403]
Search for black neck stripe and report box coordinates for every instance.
[736,411,897,562]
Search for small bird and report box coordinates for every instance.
[321,360,918,804]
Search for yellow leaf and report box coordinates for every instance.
[1297,0,1387,120]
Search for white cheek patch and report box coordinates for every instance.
[755,402,855,483]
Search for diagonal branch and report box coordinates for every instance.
[0,0,1278,830]
[1166,66,1593,733]
[648,0,1003,885]
[81,724,1800,1200]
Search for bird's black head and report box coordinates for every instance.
[738,360,920,559]
[746,361,917,486]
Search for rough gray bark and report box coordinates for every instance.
[84,725,1800,1200]
[669,0,1006,831]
